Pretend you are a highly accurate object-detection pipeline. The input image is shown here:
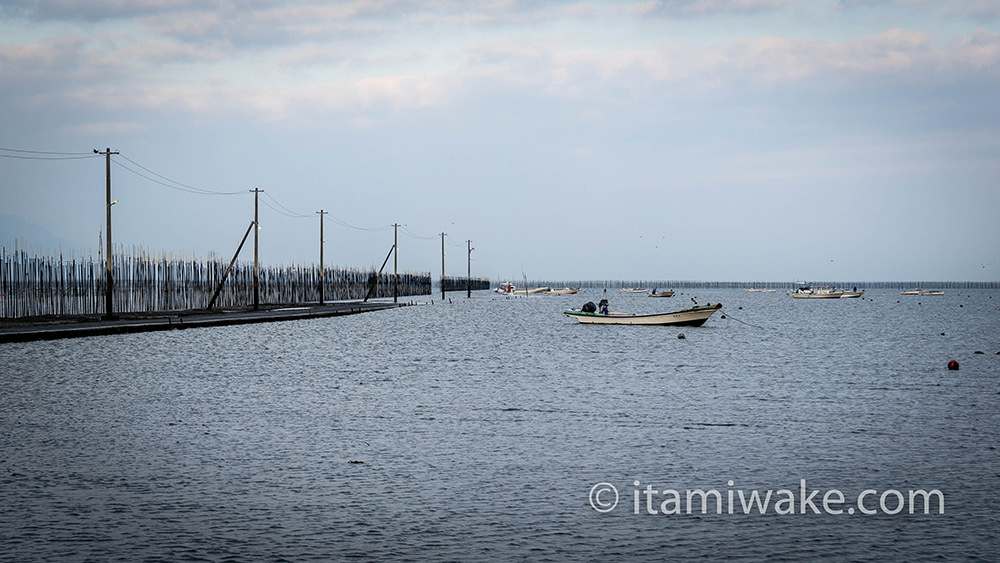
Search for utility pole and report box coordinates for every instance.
[250,188,264,310]
[94,147,119,320]
[467,239,473,298]
[393,223,399,303]
[440,232,446,301]
[317,209,327,305]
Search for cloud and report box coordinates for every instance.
[628,0,790,17]
[834,0,1000,21]
[0,0,211,22]
[57,121,145,136]
[5,24,997,125]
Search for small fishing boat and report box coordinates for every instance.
[647,288,675,297]
[545,288,580,295]
[494,282,549,294]
[495,281,515,294]
[901,289,944,296]
[743,288,776,293]
[840,289,865,298]
[621,288,648,293]
[788,285,845,299]
[564,303,722,326]
[511,287,549,294]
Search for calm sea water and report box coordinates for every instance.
[2,288,998,561]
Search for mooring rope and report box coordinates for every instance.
[719,308,768,330]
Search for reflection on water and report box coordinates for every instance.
[2,289,999,561]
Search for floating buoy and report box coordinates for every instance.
[721,314,727,319]
[677,333,686,339]
[948,360,960,370]
[974,351,984,355]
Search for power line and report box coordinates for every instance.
[399,225,439,240]
[0,147,96,156]
[114,154,244,196]
[258,196,311,219]
[0,147,101,161]
[445,234,468,247]
[261,192,312,218]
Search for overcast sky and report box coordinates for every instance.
[2,0,998,282]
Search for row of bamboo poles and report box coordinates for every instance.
[441,276,490,291]
[0,246,431,319]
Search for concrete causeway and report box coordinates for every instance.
[0,301,400,343]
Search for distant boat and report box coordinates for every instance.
[545,288,580,295]
[511,287,549,294]
[495,281,515,294]
[901,289,943,296]
[648,288,675,297]
[840,289,865,298]
[494,281,548,294]
[621,288,648,293]
[743,288,776,293]
[564,303,722,326]
[788,285,845,299]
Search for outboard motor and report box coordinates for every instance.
[581,301,597,313]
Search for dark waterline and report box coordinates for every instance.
[2,289,999,561]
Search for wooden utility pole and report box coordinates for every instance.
[393,223,399,303]
[467,240,473,298]
[94,147,119,320]
[250,188,264,310]
[440,232,446,301]
[317,209,327,305]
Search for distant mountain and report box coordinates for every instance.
[0,214,75,254]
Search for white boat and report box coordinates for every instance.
[564,303,722,326]
[647,288,675,297]
[901,289,944,296]
[511,287,549,294]
[545,288,580,295]
[495,281,516,294]
[621,288,648,293]
[840,289,865,298]
[788,285,845,299]
[743,288,776,293]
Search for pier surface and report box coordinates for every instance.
[0,302,400,343]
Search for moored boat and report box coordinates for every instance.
[564,303,722,326]
[494,281,515,294]
[788,284,845,299]
[901,289,944,296]
[512,287,549,294]
[545,288,580,295]
[621,288,648,293]
[648,288,675,297]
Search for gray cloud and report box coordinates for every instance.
[628,0,791,17]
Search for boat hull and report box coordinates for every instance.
[512,287,549,294]
[563,304,722,326]
[648,290,674,297]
